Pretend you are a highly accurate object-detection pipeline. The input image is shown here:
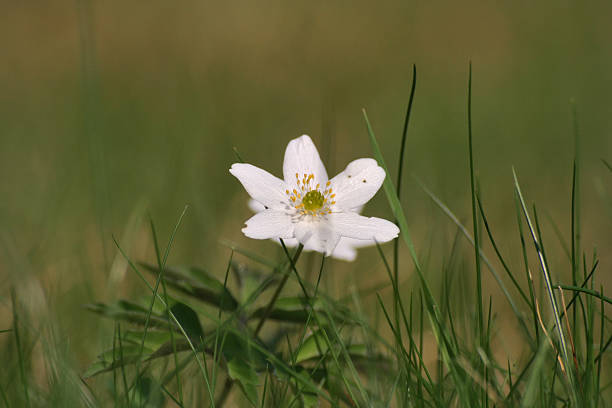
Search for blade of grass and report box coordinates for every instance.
[364,109,477,407]
[394,64,417,336]
[10,288,30,408]
[466,62,485,342]
[477,194,530,306]
[116,323,130,406]
[596,285,605,408]
[362,109,419,270]
[129,206,188,405]
[253,242,304,337]
[514,191,540,343]
[513,168,578,403]
[150,218,185,406]
[415,177,534,346]
[571,101,582,362]
[555,285,612,305]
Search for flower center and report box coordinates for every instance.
[285,172,336,217]
[302,190,324,211]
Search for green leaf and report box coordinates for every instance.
[84,344,155,378]
[295,330,368,364]
[217,328,267,405]
[140,263,239,311]
[131,376,165,408]
[250,296,353,325]
[170,302,204,343]
[85,326,200,378]
[227,358,259,405]
[84,300,172,329]
[232,262,276,306]
[122,330,173,350]
[219,330,267,370]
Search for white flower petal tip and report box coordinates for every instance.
[247,198,266,213]
[242,210,294,240]
[329,159,386,210]
[329,212,399,243]
[283,135,328,189]
[229,163,288,210]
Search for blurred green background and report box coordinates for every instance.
[1,0,611,384]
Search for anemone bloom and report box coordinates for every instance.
[230,135,399,256]
[248,199,374,261]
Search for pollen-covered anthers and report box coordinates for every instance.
[285,173,335,216]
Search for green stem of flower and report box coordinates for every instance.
[217,242,304,408]
[254,243,304,337]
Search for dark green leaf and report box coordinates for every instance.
[84,300,172,329]
[250,296,354,325]
[170,302,204,343]
[295,329,371,365]
[140,263,239,311]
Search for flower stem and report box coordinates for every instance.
[254,243,304,337]
[217,243,305,407]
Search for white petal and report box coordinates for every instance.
[329,237,375,261]
[283,135,328,189]
[329,238,359,261]
[295,220,340,256]
[248,198,266,213]
[230,163,288,210]
[242,210,294,240]
[329,159,386,210]
[328,212,399,242]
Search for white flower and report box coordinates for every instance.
[248,199,375,261]
[230,135,399,256]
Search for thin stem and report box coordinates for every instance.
[254,243,304,337]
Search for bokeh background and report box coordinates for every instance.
[1,0,611,390]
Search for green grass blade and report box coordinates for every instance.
[394,64,417,351]
[477,194,531,306]
[466,62,484,341]
[513,168,578,403]
[10,289,30,408]
[415,177,534,346]
[555,285,612,305]
[362,108,419,270]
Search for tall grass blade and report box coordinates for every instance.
[362,109,419,270]
[10,289,30,408]
[466,62,485,341]
[512,168,578,403]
